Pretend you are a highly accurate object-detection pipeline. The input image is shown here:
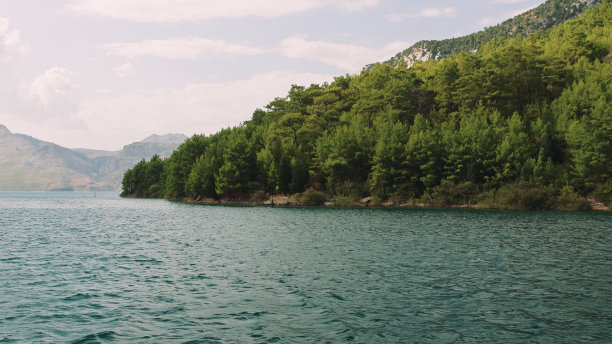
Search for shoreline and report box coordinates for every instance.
[176,194,609,212]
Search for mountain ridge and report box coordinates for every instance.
[367,0,602,69]
[0,124,186,191]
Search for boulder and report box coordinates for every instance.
[360,196,372,206]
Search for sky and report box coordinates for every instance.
[0,0,545,151]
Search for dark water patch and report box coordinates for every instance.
[62,293,99,302]
[329,293,346,301]
[181,338,223,344]
[70,330,119,344]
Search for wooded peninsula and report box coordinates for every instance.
[121,1,611,211]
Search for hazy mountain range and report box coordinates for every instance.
[0,124,186,191]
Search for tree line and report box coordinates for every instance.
[122,2,611,210]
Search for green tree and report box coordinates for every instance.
[144,154,165,196]
[370,114,409,198]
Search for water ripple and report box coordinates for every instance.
[0,192,611,343]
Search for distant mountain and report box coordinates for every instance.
[0,124,186,191]
[368,0,602,69]
[140,133,187,144]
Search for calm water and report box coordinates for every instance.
[0,192,611,343]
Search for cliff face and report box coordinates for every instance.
[0,124,186,191]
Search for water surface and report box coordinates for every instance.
[1,192,611,343]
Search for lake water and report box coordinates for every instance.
[0,192,611,343]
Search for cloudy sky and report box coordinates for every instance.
[0,0,544,150]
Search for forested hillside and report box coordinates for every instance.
[122,1,611,210]
[373,0,602,69]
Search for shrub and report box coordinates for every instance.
[334,181,367,200]
[296,189,327,206]
[554,195,592,211]
[250,190,269,205]
[494,182,556,210]
[333,195,360,206]
[593,182,612,207]
[430,180,478,206]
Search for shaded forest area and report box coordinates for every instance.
[122,2,611,210]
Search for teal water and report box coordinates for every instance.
[0,192,610,343]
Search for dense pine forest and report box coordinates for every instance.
[122,1,611,210]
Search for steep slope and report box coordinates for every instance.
[0,124,186,191]
[370,0,601,69]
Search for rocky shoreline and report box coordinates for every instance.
[181,194,609,211]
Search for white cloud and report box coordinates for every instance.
[479,5,538,26]
[70,71,332,150]
[0,17,29,60]
[29,68,77,107]
[334,0,379,11]
[105,37,265,60]
[0,18,31,120]
[388,7,456,22]
[493,0,529,4]
[115,63,134,78]
[68,0,379,22]
[386,13,405,23]
[478,16,498,26]
[417,7,456,18]
[281,36,409,72]
[511,5,539,16]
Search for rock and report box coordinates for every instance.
[592,202,609,211]
[360,196,372,206]
[273,195,291,206]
